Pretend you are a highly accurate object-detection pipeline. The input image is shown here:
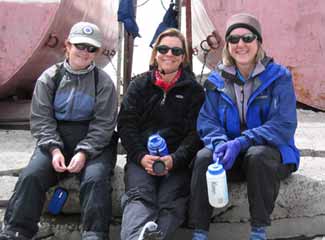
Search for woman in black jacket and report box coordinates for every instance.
[118,28,204,240]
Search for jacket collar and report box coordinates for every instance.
[218,56,272,82]
[207,56,274,101]
[64,59,95,75]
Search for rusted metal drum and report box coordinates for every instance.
[193,0,325,111]
[0,0,118,99]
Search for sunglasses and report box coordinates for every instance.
[226,33,257,44]
[74,43,98,53]
[156,45,185,56]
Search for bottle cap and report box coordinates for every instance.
[148,134,163,147]
[207,163,224,175]
[152,160,166,174]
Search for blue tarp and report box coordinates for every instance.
[150,3,178,47]
[118,0,141,38]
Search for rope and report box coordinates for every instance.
[137,0,151,7]
[199,39,210,84]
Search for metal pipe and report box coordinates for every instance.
[185,0,193,71]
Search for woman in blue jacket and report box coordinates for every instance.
[189,13,300,240]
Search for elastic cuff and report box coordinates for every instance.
[170,153,178,170]
[236,136,252,152]
[136,151,148,165]
[212,140,226,151]
[49,146,61,154]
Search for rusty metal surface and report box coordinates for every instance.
[0,0,118,99]
[194,0,325,110]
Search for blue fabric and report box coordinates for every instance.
[150,3,178,47]
[118,0,141,38]
[54,91,95,121]
[192,229,208,240]
[197,61,300,168]
[215,139,241,170]
[249,226,266,240]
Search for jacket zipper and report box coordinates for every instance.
[160,92,166,106]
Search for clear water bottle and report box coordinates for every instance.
[147,134,169,174]
[206,162,229,208]
[147,134,169,156]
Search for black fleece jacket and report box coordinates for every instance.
[117,68,205,170]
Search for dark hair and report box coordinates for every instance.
[149,28,189,67]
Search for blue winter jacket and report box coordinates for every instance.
[197,58,300,169]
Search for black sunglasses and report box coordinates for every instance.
[74,43,98,53]
[226,33,257,44]
[156,45,185,56]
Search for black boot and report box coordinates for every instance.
[0,230,30,240]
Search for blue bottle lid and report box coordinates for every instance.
[148,134,164,148]
[207,163,224,175]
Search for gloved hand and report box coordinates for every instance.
[214,139,241,170]
[213,149,224,164]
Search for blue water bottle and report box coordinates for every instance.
[147,134,169,174]
[147,134,169,156]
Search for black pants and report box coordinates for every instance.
[120,161,191,240]
[3,122,117,239]
[188,146,294,231]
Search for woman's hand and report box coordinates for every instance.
[140,154,160,175]
[51,148,67,172]
[67,151,87,173]
[141,154,173,176]
[160,155,173,171]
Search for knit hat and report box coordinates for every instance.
[68,22,102,47]
[225,13,262,43]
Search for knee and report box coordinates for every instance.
[17,170,46,192]
[122,187,156,210]
[20,166,43,183]
[82,165,110,186]
[244,146,277,170]
[192,148,213,172]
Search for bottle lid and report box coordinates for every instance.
[207,163,224,175]
[148,134,164,148]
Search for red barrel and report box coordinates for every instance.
[193,0,325,110]
[0,0,118,98]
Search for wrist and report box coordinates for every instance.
[51,147,61,156]
[236,136,251,152]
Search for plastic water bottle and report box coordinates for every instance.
[206,160,229,208]
[147,134,169,174]
[147,134,169,156]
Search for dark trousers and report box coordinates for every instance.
[120,161,191,240]
[188,146,294,230]
[3,123,117,239]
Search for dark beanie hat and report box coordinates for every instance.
[225,13,262,43]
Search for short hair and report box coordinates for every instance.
[222,41,266,67]
[149,28,189,67]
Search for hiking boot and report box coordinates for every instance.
[0,230,30,240]
[142,230,163,240]
[138,221,163,240]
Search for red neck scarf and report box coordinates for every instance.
[154,69,182,92]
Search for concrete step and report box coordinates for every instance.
[0,109,325,239]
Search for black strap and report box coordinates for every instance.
[52,64,99,102]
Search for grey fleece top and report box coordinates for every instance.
[30,60,118,159]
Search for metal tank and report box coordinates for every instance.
[192,0,325,111]
[0,0,118,99]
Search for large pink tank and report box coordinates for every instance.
[0,0,118,99]
[192,0,325,111]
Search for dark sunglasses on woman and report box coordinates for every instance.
[226,33,257,44]
[74,43,99,53]
[156,45,185,56]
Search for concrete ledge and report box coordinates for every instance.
[38,156,325,240]
[1,109,325,239]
